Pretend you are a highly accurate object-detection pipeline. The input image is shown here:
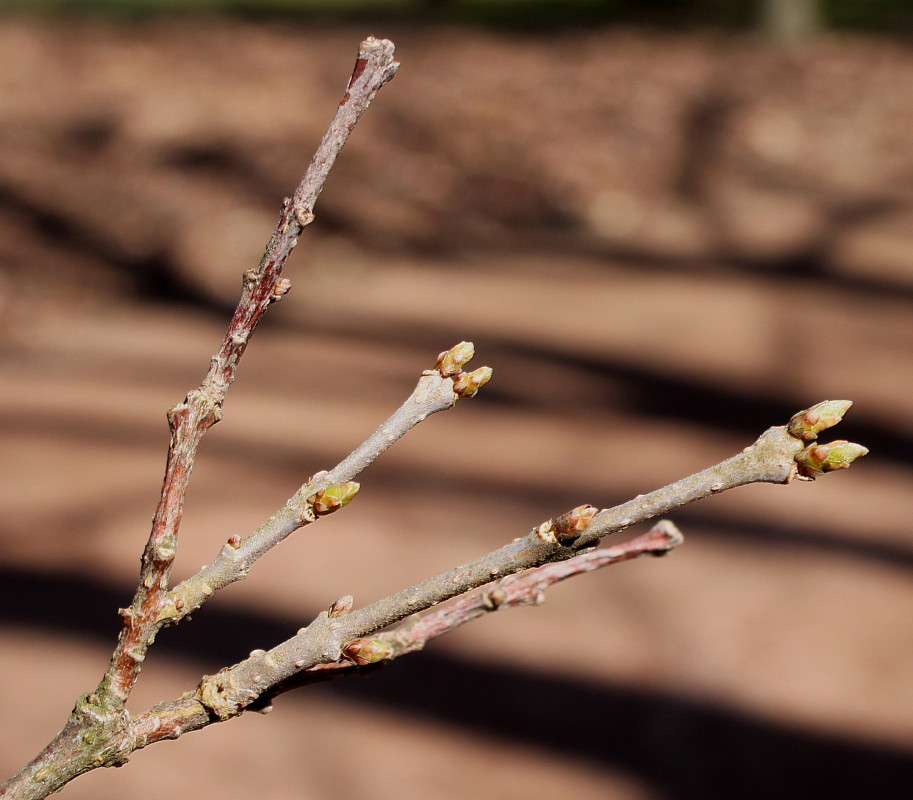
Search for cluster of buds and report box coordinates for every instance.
[534,504,599,545]
[787,400,868,479]
[432,341,493,399]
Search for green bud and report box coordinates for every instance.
[308,482,360,515]
[453,366,493,399]
[343,637,394,665]
[787,400,853,441]
[819,440,869,470]
[795,440,868,478]
[435,341,475,378]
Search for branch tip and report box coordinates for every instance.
[429,342,492,399]
[641,519,685,553]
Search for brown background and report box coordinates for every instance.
[1,15,913,799]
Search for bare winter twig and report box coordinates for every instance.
[184,407,865,723]
[102,33,399,711]
[119,397,868,749]
[163,341,491,627]
[294,519,686,682]
[0,36,399,800]
[0,31,869,800]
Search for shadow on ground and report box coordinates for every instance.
[4,563,912,800]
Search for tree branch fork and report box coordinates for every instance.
[0,37,867,800]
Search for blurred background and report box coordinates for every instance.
[2,1,913,798]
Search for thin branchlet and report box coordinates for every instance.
[188,418,855,722]
[0,37,399,800]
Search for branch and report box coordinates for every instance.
[368,519,686,664]
[0,27,871,798]
[147,402,863,728]
[127,521,684,742]
[100,34,399,710]
[163,342,492,625]
[0,36,399,800]
[281,520,686,687]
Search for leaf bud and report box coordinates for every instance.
[434,341,476,377]
[452,366,492,399]
[787,400,853,441]
[795,440,868,478]
[327,595,355,618]
[342,638,394,666]
[307,482,360,515]
[553,504,599,541]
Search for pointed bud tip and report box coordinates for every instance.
[453,366,493,399]
[821,440,869,470]
[308,482,361,515]
[435,341,476,377]
[449,340,475,361]
[788,400,854,441]
[328,595,355,618]
[343,638,394,665]
[795,439,868,478]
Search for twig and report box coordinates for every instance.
[290,520,686,683]
[164,343,492,625]
[187,414,841,721]
[0,37,399,800]
[0,23,871,796]
[373,518,687,662]
[127,522,684,742]
[133,401,864,730]
[100,34,399,710]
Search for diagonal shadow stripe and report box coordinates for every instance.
[1,564,912,799]
[272,314,913,469]
[0,183,233,314]
[321,652,913,800]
